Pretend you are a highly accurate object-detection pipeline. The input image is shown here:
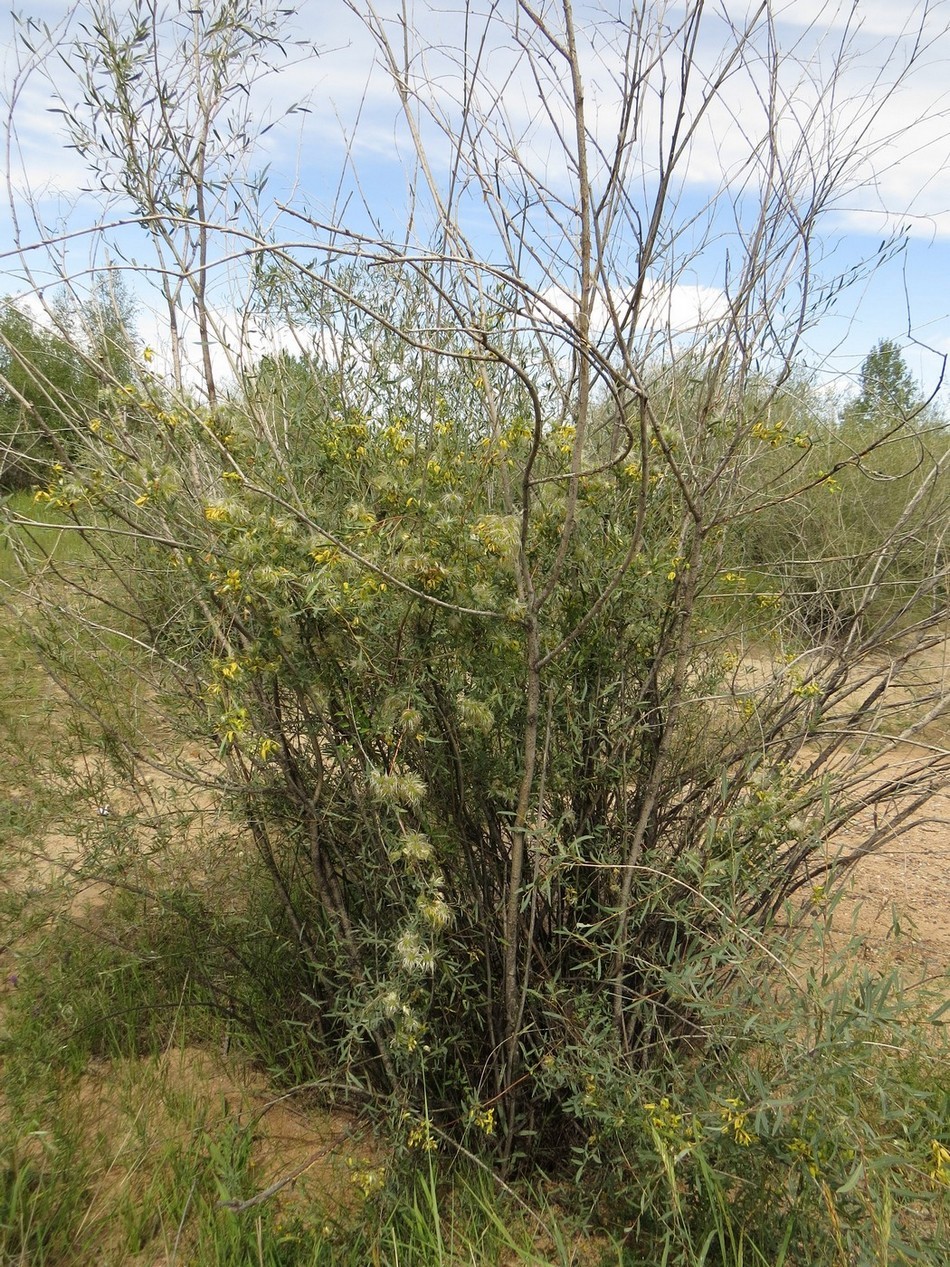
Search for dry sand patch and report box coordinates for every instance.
[831,776,950,975]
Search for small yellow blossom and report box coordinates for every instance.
[792,679,822,699]
[719,1098,753,1147]
[407,1120,437,1152]
[468,1106,496,1135]
[220,706,249,746]
[212,569,241,595]
[751,420,786,446]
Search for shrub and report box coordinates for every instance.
[2,0,948,1183]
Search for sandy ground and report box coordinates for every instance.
[4,703,948,984]
[821,634,949,978]
[831,776,950,977]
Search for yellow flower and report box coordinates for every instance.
[751,419,786,446]
[220,706,249,745]
[467,1106,495,1135]
[407,1120,437,1152]
[792,679,822,699]
[214,569,242,595]
[719,1099,753,1146]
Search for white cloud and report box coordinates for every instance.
[536,277,728,344]
[8,1,950,239]
[773,0,944,39]
[4,0,950,379]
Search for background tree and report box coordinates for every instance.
[844,338,922,431]
[54,0,307,403]
[0,304,83,492]
[0,277,137,492]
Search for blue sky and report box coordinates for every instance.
[3,0,950,401]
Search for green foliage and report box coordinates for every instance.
[728,378,949,645]
[557,936,950,1265]
[1,476,948,1259]
[0,281,136,491]
[844,339,922,432]
[0,304,91,492]
[15,327,942,1165]
[53,364,698,1106]
[1,885,947,1264]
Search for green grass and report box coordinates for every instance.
[2,892,947,1264]
[0,489,95,583]
[1,953,593,1265]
